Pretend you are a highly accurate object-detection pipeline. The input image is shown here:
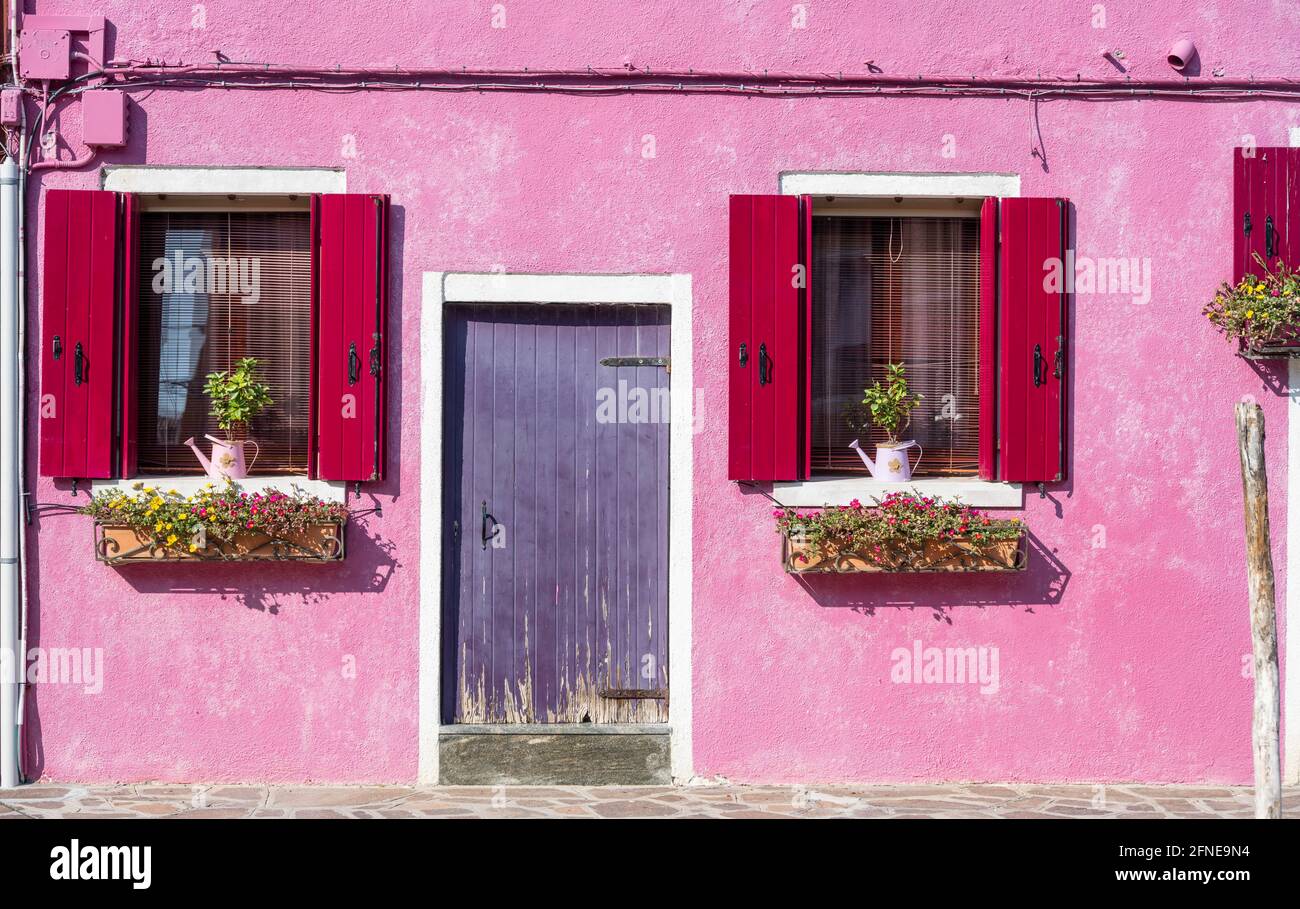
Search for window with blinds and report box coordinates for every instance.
[810,215,981,477]
[135,210,313,474]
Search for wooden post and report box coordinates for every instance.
[1235,402,1282,819]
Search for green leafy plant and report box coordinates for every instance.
[859,361,923,444]
[81,482,349,553]
[203,357,273,438]
[773,492,1024,567]
[1204,253,1300,348]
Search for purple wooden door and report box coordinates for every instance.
[442,303,670,724]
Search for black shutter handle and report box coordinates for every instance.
[758,343,769,386]
[1266,215,1276,257]
[369,342,381,378]
[52,335,61,360]
[73,342,84,386]
[1053,347,1064,380]
[1244,211,1252,238]
[738,342,748,368]
[347,342,360,385]
[1032,343,1042,388]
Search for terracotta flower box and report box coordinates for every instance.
[783,533,1025,574]
[94,521,346,565]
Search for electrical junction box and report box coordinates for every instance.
[19,29,72,81]
[0,90,21,127]
[82,90,128,147]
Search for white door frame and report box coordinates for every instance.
[418,272,694,784]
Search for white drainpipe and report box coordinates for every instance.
[0,156,19,789]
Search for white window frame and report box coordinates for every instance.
[92,166,347,502]
[776,171,1023,509]
[419,271,694,784]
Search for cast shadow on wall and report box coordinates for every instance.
[789,531,1070,623]
[1239,356,1290,398]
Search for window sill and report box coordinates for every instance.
[90,475,348,503]
[771,477,1022,509]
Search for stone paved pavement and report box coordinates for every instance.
[1,783,1296,818]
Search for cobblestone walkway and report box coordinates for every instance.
[2,783,1296,818]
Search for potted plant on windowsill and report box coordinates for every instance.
[775,492,1026,573]
[1204,255,1300,358]
[83,483,349,564]
[845,361,924,481]
[185,357,273,479]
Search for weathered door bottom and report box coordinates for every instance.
[438,725,671,785]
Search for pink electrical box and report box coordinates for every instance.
[82,90,128,147]
[19,29,72,81]
[0,90,21,127]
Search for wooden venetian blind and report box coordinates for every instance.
[810,215,981,477]
[135,210,312,474]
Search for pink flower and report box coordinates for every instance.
[849,499,862,508]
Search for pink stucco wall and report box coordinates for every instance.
[21,1,1297,782]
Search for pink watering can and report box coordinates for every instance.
[185,435,259,480]
[848,439,922,482]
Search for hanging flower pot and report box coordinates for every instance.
[777,493,1026,574]
[82,483,349,565]
[1205,255,1300,359]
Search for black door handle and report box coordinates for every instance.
[1053,347,1064,380]
[1266,215,1277,257]
[52,335,61,360]
[758,343,769,386]
[1032,344,1042,388]
[481,501,499,550]
[347,342,359,385]
[73,342,84,386]
[738,342,748,368]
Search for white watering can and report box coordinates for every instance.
[848,439,922,482]
[185,434,259,480]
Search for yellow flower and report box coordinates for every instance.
[188,543,198,552]
[1247,310,1254,318]
[166,534,178,545]
[155,521,164,532]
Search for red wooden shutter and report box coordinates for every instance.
[978,197,998,480]
[314,193,389,482]
[997,197,1068,485]
[1233,147,1298,282]
[307,194,321,479]
[118,192,140,477]
[39,189,122,479]
[727,194,809,482]
[802,193,813,476]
